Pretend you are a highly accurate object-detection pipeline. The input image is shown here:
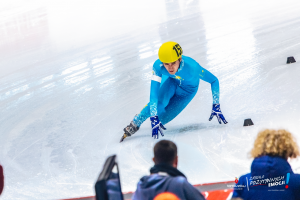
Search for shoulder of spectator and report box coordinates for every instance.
[179,177,205,199]
[238,173,251,183]
[172,176,187,182]
[290,173,300,184]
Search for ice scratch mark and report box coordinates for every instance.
[196,134,220,171]
[11,137,44,161]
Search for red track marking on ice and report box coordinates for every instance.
[62,181,236,200]
[61,196,95,200]
[204,189,233,200]
[193,180,235,187]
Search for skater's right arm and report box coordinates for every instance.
[150,61,166,139]
[149,60,162,116]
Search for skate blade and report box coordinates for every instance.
[120,134,127,143]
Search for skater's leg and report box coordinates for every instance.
[133,103,151,127]
[157,77,177,115]
[159,86,198,125]
[133,77,177,127]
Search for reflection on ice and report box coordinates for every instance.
[10,85,29,95]
[42,82,56,90]
[92,56,111,65]
[75,85,93,94]
[139,47,151,52]
[1,84,30,101]
[15,92,32,104]
[139,51,154,59]
[64,69,90,85]
[98,77,115,88]
[62,62,88,75]
[204,18,256,69]
[39,75,54,84]
[93,64,113,76]
[65,68,90,79]
[93,61,113,69]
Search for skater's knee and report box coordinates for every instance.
[157,103,166,115]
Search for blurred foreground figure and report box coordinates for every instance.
[154,192,180,200]
[132,140,205,200]
[0,164,3,195]
[232,129,300,200]
[121,42,227,142]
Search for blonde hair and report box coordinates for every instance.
[251,129,300,159]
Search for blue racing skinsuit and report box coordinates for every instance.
[133,55,219,127]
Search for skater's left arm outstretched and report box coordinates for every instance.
[198,65,228,124]
[149,62,167,139]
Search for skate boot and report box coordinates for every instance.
[120,121,139,142]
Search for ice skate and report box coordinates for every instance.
[120,121,139,142]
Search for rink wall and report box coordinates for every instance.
[62,181,235,200]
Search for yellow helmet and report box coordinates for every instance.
[158,41,183,63]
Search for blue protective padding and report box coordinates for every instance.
[133,55,219,126]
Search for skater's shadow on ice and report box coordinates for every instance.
[124,123,224,142]
[166,123,224,135]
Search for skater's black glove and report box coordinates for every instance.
[209,104,228,124]
[150,116,166,139]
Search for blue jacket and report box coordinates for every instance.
[232,155,300,200]
[132,173,205,200]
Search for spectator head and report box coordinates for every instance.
[251,129,300,159]
[154,192,180,200]
[153,140,178,167]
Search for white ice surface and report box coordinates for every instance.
[1,0,300,199]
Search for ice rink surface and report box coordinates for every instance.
[1,0,300,199]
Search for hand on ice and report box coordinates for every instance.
[150,116,166,139]
[209,104,228,124]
